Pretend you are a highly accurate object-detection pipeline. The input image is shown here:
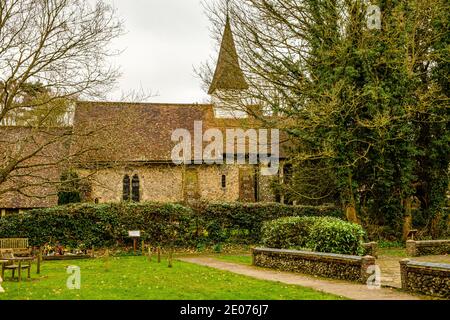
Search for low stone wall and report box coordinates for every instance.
[406,240,450,257]
[252,247,375,283]
[362,242,378,258]
[400,259,450,298]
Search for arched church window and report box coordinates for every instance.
[131,174,140,202]
[123,175,130,201]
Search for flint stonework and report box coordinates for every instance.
[252,247,375,283]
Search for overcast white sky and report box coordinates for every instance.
[105,0,215,103]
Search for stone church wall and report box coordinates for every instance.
[79,164,275,204]
[79,165,184,203]
[198,165,240,202]
[259,174,276,202]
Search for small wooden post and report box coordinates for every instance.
[157,247,161,263]
[168,249,173,268]
[133,238,137,255]
[141,240,145,256]
[147,247,152,262]
[104,249,110,271]
[37,247,42,274]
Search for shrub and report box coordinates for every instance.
[261,216,366,255]
[308,217,366,255]
[261,216,317,249]
[57,170,82,205]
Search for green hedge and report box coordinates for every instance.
[261,216,366,255]
[308,217,366,255]
[193,202,344,244]
[0,203,192,248]
[0,202,343,248]
[260,216,317,249]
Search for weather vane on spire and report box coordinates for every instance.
[225,0,231,17]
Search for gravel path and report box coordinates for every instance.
[178,256,422,300]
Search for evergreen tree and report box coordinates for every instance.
[203,0,449,239]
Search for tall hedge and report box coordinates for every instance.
[193,202,344,244]
[0,202,193,248]
[261,216,317,249]
[0,202,343,248]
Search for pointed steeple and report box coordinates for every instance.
[208,15,248,95]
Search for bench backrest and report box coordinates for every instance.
[0,238,29,249]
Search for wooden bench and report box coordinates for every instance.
[0,238,31,256]
[0,249,33,282]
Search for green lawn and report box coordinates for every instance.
[379,247,408,258]
[0,256,342,300]
[214,254,253,265]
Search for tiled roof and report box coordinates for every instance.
[71,101,219,162]
[0,126,70,208]
[71,101,284,163]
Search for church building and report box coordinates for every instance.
[0,17,285,217]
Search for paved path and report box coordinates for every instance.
[178,257,421,300]
[377,254,450,288]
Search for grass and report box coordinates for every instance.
[379,247,408,258]
[0,255,343,300]
[378,240,405,248]
[214,254,252,265]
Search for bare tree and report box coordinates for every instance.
[0,0,124,202]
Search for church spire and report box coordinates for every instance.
[208,14,248,95]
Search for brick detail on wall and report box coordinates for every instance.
[362,242,378,258]
[406,240,450,257]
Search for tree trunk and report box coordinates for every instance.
[345,174,358,223]
[345,204,358,223]
[430,212,442,239]
[402,197,413,241]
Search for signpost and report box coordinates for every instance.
[128,231,141,255]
